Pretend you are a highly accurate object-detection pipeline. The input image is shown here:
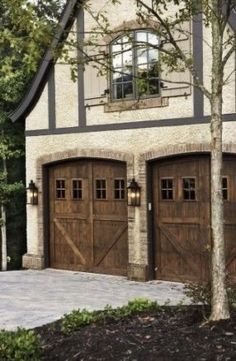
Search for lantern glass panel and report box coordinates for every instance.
[26,181,38,205]
[127,179,141,206]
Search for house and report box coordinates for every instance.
[11,0,236,282]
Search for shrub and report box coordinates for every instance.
[61,309,97,334]
[61,298,158,334]
[0,328,40,361]
[102,298,158,319]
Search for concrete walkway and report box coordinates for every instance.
[0,269,190,331]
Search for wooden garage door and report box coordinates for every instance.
[152,154,236,283]
[49,160,128,276]
[223,156,236,283]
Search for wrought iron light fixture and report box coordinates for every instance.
[127,178,141,206]
[26,180,38,205]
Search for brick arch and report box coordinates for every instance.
[140,143,211,163]
[36,148,133,188]
[38,147,133,168]
[140,143,236,163]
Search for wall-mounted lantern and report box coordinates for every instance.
[127,178,141,206]
[26,180,38,205]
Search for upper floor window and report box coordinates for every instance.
[111,30,159,101]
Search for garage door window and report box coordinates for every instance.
[183,177,196,200]
[114,179,125,200]
[72,179,83,200]
[222,177,228,200]
[56,179,66,199]
[161,178,174,200]
[95,179,107,199]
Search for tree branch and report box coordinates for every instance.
[136,0,211,99]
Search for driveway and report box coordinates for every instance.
[0,269,190,331]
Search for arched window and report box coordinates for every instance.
[111,30,159,100]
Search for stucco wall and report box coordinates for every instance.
[54,64,79,128]
[54,20,79,128]
[26,84,49,131]
[26,123,212,180]
[203,24,236,116]
[86,95,193,125]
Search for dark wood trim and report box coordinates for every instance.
[24,113,236,137]
[48,66,56,129]
[77,7,86,127]
[193,12,204,118]
[235,49,236,113]
[146,161,155,280]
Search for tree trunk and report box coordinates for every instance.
[1,157,7,271]
[209,0,229,321]
[210,98,229,320]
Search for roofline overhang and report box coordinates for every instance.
[10,0,81,122]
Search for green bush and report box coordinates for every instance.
[61,309,97,334]
[0,328,40,361]
[126,298,158,312]
[100,298,158,320]
[61,298,158,334]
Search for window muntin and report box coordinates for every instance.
[111,30,159,100]
[114,179,125,200]
[161,178,174,200]
[182,178,196,200]
[72,179,83,200]
[56,179,66,199]
[222,177,228,201]
[95,179,107,200]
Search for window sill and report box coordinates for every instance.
[104,96,169,113]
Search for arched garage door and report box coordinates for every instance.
[152,154,236,283]
[49,159,128,276]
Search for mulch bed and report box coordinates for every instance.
[36,306,236,361]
